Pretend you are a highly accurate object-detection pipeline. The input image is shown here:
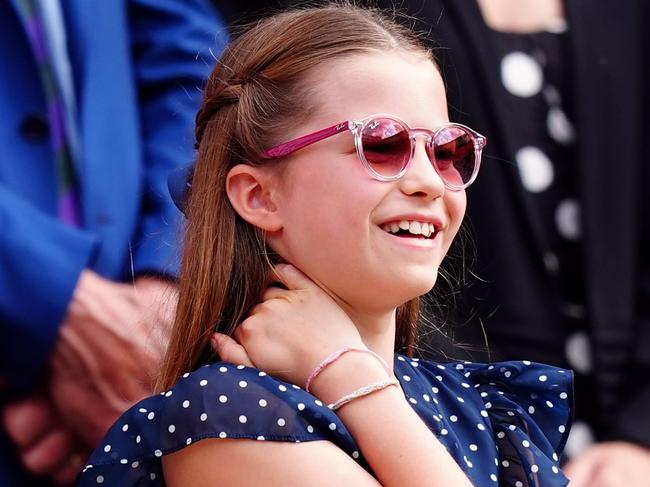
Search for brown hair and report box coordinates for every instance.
[157,3,436,391]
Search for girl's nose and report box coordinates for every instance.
[398,136,446,200]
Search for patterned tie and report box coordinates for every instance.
[16,0,81,226]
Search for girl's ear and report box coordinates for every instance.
[226,164,283,232]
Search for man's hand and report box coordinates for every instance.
[3,393,88,486]
[564,441,650,487]
[133,274,178,344]
[48,270,177,446]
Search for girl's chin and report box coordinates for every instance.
[370,278,440,311]
[394,272,439,298]
[311,269,439,313]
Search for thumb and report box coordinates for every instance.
[210,333,254,367]
[271,264,314,291]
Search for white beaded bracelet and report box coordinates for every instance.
[328,378,399,411]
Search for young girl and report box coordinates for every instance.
[77,4,571,486]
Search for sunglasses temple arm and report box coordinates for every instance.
[260,121,350,159]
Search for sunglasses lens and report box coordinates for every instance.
[360,118,411,178]
[431,126,477,188]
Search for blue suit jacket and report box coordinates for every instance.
[0,0,225,394]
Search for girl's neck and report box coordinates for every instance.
[344,306,397,373]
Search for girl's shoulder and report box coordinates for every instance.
[77,362,362,486]
[395,355,572,486]
[77,357,572,486]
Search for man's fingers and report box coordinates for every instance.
[564,449,601,487]
[21,428,73,477]
[3,396,58,449]
[211,333,254,367]
[53,462,86,487]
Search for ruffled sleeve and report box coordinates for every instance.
[465,361,573,486]
[77,362,363,486]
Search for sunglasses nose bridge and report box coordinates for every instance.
[404,130,447,189]
[408,130,436,167]
[409,128,434,141]
[408,129,434,156]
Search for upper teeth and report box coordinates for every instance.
[383,220,435,237]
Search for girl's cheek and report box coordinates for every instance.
[449,193,467,227]
[445,193,467,249]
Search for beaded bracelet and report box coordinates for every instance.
[328,378,399,411]
[304,347,389,393]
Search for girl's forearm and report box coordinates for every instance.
[310,354,473,487]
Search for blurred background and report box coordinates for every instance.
[1,0,647,485]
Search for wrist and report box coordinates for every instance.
[309,351,392,405]
[328,378,399,411]
[304,347,387,392]
[68,269,102,309]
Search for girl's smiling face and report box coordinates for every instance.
[266,51,467,314]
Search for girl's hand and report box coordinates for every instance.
[216,264,366,387]
[210,333,254,367]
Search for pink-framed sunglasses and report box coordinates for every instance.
[260,114,487,191]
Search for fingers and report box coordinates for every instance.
[21,428,74,477]
[564,449,601,487]
[3,395,58,449]
[53,461,86,486]
[577,442,650,487]
[3,396,79,479]
[211,333,255,367]
[271,264,312,291]
[262,286,287,301]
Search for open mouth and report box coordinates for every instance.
[380,220,437,239]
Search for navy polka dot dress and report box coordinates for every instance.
[77,356,572,486]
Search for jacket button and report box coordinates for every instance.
[20,114,50,143]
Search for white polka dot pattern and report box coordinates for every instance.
[516,146,555,192]
[77,357,570,486]
[555,199,581,240]
[501,52,544,97]
[565,331,593,374]
[547,106,576,144]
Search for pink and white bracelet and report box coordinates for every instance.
[328,378,399,411]
[304,347,390,393]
